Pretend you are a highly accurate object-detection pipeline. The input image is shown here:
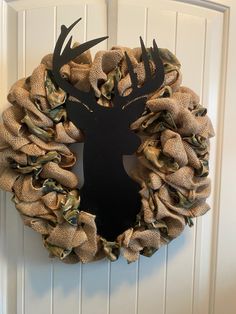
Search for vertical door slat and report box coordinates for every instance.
[52,6,86,313]
[165,13,206,314]
[24,7,55,314]
[137,8,177,314]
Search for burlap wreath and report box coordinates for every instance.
[0,42,214,263]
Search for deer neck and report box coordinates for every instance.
[82,139,130,186]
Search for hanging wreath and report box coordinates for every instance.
[0,19,214,264]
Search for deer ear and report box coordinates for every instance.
[66,100,91,131]
[124,97,146,125]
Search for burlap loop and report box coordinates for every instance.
[21,215,53,235]
[74,211,97,263]
[41,54,53,70]
[13,175,44,202]
[148,172,163,190]
[182,141,202,169]
[118,228,161,263]
[16,199,56,223]
[0,43,214,263]
[20,143,45,156]
[41,192,66,223]
[42,191,65,211]
[111,46,140,76]
[28,134,72,155]
[70,63,91,92]
[0,148,27,166]
[165,166,210,191]
[46,222,88,248]
[158,184,210,218]
[155,199,186,238]
[59,152,76,168]
[0,167,21,192]
[8,81,53,128]
[147,89,215,138]
[40,162,78,189]
[89,50,124,97]
[55,121,83,143]
[165,70,182,92]
[2,105,25,136]
[161,129,188,167]
[30,64,47,98]
[0,122,30,150]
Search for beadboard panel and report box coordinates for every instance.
[0,1,229,314]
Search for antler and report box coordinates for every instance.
[52,18,108,110]
[52,18,164,111]
[114,37,165,108]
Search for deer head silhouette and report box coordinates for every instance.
[52,18,164,240]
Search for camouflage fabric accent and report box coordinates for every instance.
[43,237,72,259]
[100,237,120,261]
[158,48,181,73]
[21,115,54,141]
[61,190,80,226]
[45,70,67,109]
[97,67,122,107]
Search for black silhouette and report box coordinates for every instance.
[52,18,164,240]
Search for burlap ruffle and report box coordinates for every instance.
[0,43,214,263]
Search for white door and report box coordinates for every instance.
[0,1,235,314]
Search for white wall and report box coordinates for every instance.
[0,1,235,314]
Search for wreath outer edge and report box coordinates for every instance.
[0,36,214,264]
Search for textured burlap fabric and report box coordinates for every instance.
[0,43,214,263]
[89,49,124,97]
[40,161,78,188]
